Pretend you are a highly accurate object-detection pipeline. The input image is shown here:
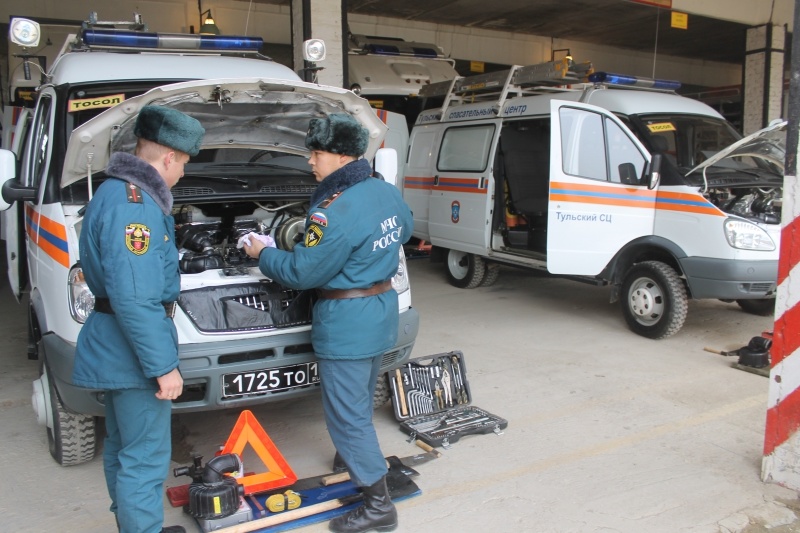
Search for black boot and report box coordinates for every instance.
[332,451,348,474]
[328,476,397,533]
[161,527,186,533]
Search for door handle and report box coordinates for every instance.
[433,175,440,186]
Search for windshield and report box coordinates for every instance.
[632,114,779,173]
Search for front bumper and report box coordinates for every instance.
[43,306,419,417]
[679,257,778,300]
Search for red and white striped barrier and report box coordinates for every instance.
[762,160,800,487]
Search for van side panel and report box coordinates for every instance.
[404,126,440,241]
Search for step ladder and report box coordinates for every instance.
[420,57,593,121]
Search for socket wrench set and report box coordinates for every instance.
[388,351,507,448]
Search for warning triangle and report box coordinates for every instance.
[220,409,298,495]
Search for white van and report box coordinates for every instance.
[0,18,418,465]
[404,61,784,339]
[347,34,458,128]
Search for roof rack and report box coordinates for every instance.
[420,57,593,120]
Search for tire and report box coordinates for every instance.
[373,373,391,408]
[44,364,97,466]
[480,262,501,287]
[621,261,688,339]
[445,250,486,289]
[736,298,775,317]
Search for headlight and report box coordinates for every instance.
[68,265,95,323]
[391,248,410,294]
[723,218,776,251]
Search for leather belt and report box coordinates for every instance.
[94,297,177,318]
[317,280,393,300]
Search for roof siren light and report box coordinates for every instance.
[589,72,681,91]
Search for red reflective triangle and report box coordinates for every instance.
[221,410,297,495]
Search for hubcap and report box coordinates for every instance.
[628,276,664,326]
[447,251,469,279]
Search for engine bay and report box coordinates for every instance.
[174,201,307,275]
[704,186,782,224]
[172,201,314,332]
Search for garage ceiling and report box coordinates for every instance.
[244,0,752,64]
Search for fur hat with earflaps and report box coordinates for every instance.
[305,113,369,157]
[134,105,205,156]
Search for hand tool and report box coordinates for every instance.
[441,368,452,407]
[428,416,491,437]
[320,450,428,486]
[212,494,364,533]
[703,346,740,356]
[395,368,408,417]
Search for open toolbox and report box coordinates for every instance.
[388,350,507,448]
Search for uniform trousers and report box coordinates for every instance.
[103,388,172,533]
[319,355,387,487]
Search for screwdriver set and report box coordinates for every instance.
[388,351,507,448]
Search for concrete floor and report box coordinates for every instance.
[1,255,798,533]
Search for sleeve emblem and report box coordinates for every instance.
[309,212,328,227]
[304,224,324,247]
[125,223,151,255]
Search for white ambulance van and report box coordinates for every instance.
[0,16,418,465]
[405,60,784,339]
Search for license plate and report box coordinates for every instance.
[222,362,320,398]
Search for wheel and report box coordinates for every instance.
[42,364,97,466]
[480,262,501,287]
[621,261,688,339]
[373,373,391,408]
[736,298,775,316]
[445,250,486,289]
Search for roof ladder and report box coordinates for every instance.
[421,58,594,121]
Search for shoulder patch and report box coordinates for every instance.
[126,183,143,203]
[125,223,151,255]
[309,212,328,227]
[318,192,342,209]
[304,224,324,247]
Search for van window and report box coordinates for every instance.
[559,107,607,181]
[25,95,53,189]
[438,124,495,172]
[606,118,646,184]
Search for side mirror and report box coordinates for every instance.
[618,162,638,185]
[646,153,662,190]
[374,148,398,187]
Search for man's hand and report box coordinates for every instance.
[242,237,267,259]
[239,232,275,259]
[155,368,183,401]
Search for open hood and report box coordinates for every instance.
[686,119,787,176]
[62,77,387,187]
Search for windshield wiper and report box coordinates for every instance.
[183,174,249,186]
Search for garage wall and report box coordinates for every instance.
[348,14,741,88]
[2,1,740,101]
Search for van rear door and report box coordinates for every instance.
[547,100,655,275]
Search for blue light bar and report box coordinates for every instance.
[81,29,263,52]
[411,47,438,58]
[588,71,681,91]
[366,44,400,55]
